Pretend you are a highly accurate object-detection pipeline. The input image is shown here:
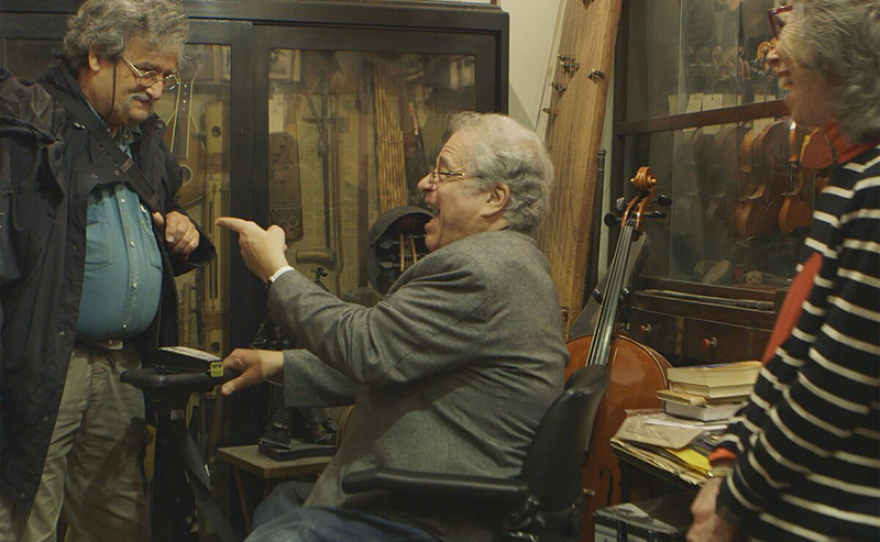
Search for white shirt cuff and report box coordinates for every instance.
[268,265,295,284]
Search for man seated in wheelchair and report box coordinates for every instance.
[217,111,568,542]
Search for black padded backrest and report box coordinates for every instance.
[519,365,609,510]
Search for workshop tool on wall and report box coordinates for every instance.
[399,55,429,203]
[304,72,345,294]
[268,131,304,242]
[202,101,230,356]
[165,71,206,209]
[373,57,408,212]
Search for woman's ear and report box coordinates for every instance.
[87,48,102,72]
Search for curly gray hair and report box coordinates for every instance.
[447,112,555,234]
[787,0,880,143]
[63,0,190,69]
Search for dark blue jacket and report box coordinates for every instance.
[0,64,215,506]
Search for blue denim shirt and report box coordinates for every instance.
[75,123,164,340]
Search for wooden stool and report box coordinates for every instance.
[217,444,330,532]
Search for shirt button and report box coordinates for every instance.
[132,282,138,289]
[59,331,65,337]
[129,241,135,247]
[115,170,121,176]
[92,173,98,179]
[120,198,126,204]
[122,324,128,330]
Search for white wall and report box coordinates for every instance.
[502,0,565,131]
[503,0,614,281]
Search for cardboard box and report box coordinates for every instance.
[594,492,693,542]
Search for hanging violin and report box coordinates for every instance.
[778,121,814,237]
[734,118,787,239]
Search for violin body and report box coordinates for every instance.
[735,120,787,239]
[565,334,670,540]
[779,127,818,237]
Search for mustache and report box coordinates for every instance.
[127,93,152,104]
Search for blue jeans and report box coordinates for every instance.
[246,482,443,542]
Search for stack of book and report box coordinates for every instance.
[658,361,762,421]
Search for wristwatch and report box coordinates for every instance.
[707,465,735,478]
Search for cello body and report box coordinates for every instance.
[565,335,670,540]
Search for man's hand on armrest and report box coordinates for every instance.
[221,348,283,396]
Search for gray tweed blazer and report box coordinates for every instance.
[269,230,568,542]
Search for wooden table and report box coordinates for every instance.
[217,445,331,532]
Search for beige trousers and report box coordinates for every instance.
[0,343,149,542]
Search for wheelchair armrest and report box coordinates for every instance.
[121,367,236,393]
[342,467,530,504]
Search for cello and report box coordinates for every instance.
[564,167,671,539]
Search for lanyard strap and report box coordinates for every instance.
[39,82,162,213]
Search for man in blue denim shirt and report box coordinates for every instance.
[0,1,215,540]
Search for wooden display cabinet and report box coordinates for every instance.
[609,0,821,366]
[0,0,508,445]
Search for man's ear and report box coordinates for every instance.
[87,48,102,72]
[482,182,510,218]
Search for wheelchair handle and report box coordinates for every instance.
[121,367,239,393]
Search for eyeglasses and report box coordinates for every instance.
[119,54,180,91]
[426,167,482,191]
[767,4,793,38]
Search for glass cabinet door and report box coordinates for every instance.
[625,119,820,289]
[265,48,475,296]
[153,43,233,355]
[619,0,822,291]
[254,27,497,300]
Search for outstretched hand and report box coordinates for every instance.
[220,348,284,396]
[216,217,288,282]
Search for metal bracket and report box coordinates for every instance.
[587,69,606,81]
[550,82,568,92]
[558,55,580,72]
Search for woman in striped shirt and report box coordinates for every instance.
[687,1,880,541]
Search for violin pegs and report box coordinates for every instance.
[604,212,621,227]
[614,197,628,212]
[656,195,672,207]
[592,288,603,304]
[649,210,667,219]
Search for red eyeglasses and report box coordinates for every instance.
[768,4,794,38]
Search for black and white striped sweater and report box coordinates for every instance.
[716,144,880,542]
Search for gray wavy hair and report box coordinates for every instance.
[447,112,555,234]
[787,0,880,142]
[63,0,190,69]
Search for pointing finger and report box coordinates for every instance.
[216,217,251,233]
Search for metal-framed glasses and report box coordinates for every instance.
[119,54,180,91]
[427,167,482,190]
[767,4,793,38]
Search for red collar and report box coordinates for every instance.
[823,123,879,165]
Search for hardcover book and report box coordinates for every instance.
[663,400,745,422]
[667,361,762,387]
[669,381,755,399]
[657,388,749,406]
